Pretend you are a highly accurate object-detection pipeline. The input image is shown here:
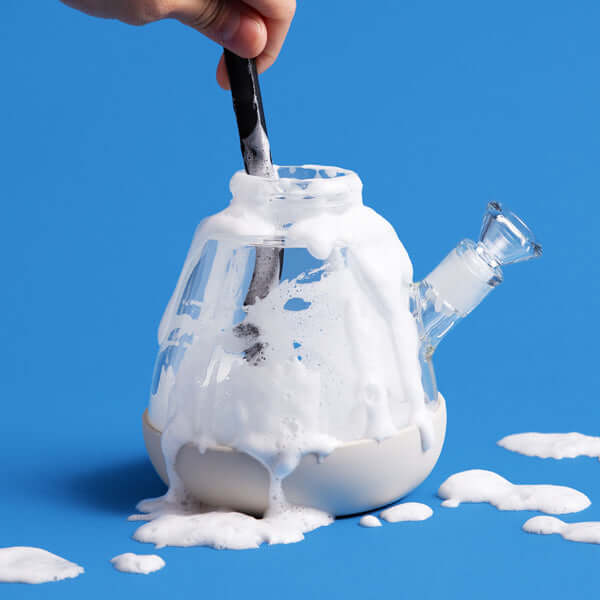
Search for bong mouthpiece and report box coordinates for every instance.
[420,201,543,337]
[479,201,542,268]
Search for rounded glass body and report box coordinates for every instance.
[148,166,436,457]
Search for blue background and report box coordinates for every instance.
[1,0,600,597]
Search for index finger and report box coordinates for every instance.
[216,0,295,88]
[245,0,295,74]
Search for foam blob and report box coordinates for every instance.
[438,469,590,514]
[0,547,84,584]
[380,502,433,523]
[110,553,165,574]
[359,515,382,528]
[523,516,600,544]
[498,432,600,460]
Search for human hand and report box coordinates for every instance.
[60,0,296,88]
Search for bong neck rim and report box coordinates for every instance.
[229,164,363,211]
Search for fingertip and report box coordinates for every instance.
[224,13,267,59]
[254,52,276,75]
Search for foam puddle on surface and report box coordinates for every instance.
[0,547,84,584]
[110,553,165,574]
[380,502,433,523]
[498,432,600,460]
[523,516,600,545]
[129,496,332,550]
[437,469,590,514]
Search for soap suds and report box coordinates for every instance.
[498,432,600,460]
[0,547,84,584]
[130,496,332,550]
[359,515,382,527]
[140,166,435,550]
[110,553,165,574]
[438,469,590,514]
[380,502,433,522]
[523,516,600,544]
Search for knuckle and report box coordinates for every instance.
[187,0,230,31]
[129,0,173,25]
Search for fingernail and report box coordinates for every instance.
[250,17,264,36]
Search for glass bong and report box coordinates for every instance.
[141,165,541,516]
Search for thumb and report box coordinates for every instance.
[171,0,267,60]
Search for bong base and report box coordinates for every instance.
[142,396,446,517]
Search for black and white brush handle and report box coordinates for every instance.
[223,50,275,179]
[224,51,283,362]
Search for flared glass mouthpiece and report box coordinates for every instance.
[480,201,542,267]
[415,200,542,357]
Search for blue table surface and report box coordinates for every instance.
[2,1,600,597]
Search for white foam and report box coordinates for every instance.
[152,167,430,447]
[0,547,84,584]
[498,432,600,460]
[140,166,434,550]
[110,553,165,574]
[438,469,590,514]
[523,516,600,544]
[130,496,332,550]
[359,515,382,528]
[380,502,433,523]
